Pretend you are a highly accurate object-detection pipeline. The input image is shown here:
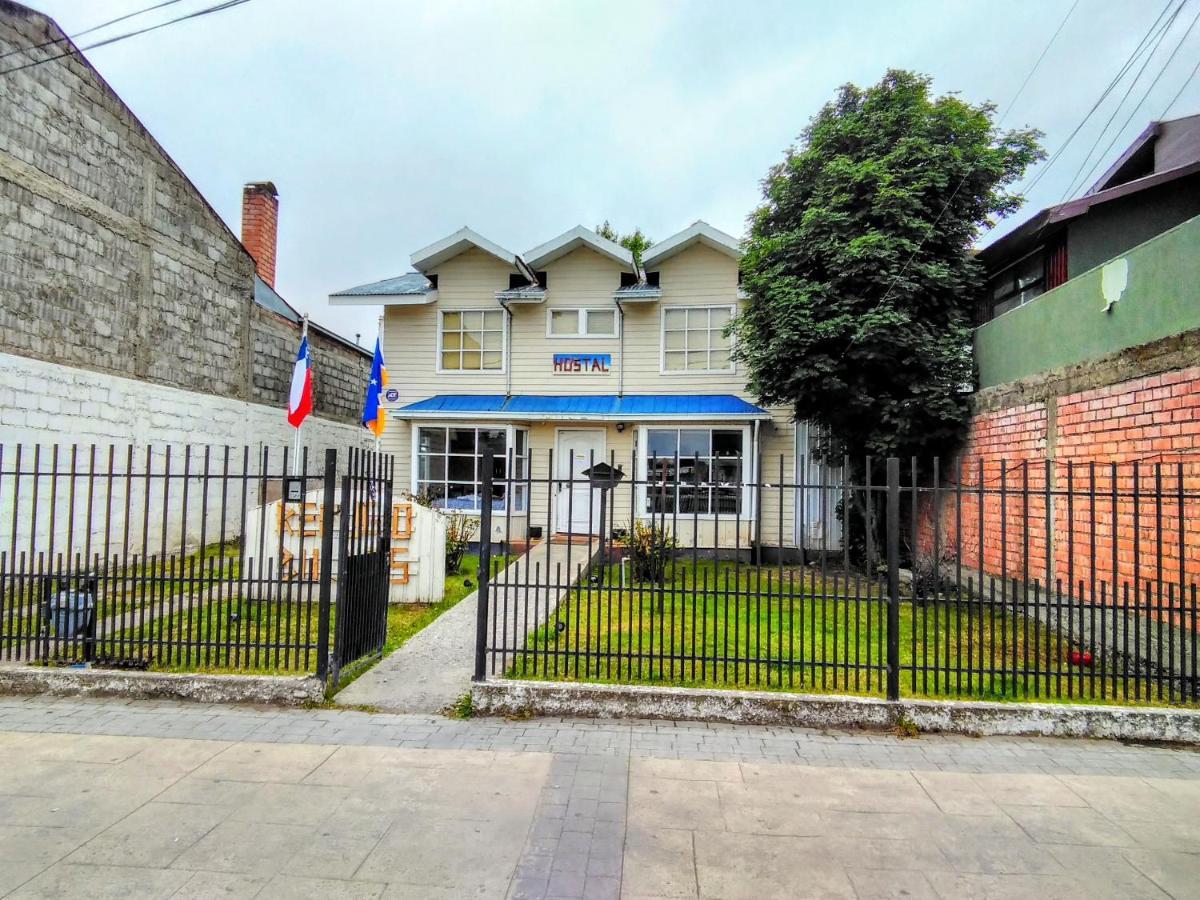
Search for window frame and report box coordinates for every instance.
[658,304,736,375]
[436,307,509,375]
[545,307,619,340]
[634,424,754,520]
[411,423,529,514]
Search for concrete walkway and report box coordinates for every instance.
[335,540,598,714]
[1,694,1199,899]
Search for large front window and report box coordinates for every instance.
[661,306,734,372]
[439,310,505,371]
[642,427,746,515]
[416,425,528,512]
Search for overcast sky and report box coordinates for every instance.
[30,0,1200,347]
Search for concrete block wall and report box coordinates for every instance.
[0,350,369,559]
[0,5,369,428]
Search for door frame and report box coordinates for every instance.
[554,426,607,534]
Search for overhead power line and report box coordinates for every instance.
[0,0,187,62]
[0,0,254,78]
[1159,41,1200,117]
[1021,0,1182,195]
[1061,0,1197,199]
[837,0,1080,356]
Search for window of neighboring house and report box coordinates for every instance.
[548,308,617,338]
[439,309,505,371]
[984,235,1066,322]
[661,306,734,372]
[415,425,528,512]
[641,427,747,515]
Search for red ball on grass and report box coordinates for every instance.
[1069,650,1082,666]
[1081,651,1094,666]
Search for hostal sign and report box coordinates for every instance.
[553,353,611,374]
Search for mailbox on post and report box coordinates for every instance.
[581,461,625,584]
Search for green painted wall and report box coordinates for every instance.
[975,213,1200,389]
[1066,182,1200,277]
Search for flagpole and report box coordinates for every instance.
[293,314,308,476]
[374,314,383,456]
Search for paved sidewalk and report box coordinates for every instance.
[335,540,597,714]
[1,695,1199,898]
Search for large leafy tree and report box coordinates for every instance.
[732,70,1043,460]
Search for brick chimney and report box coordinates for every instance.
[241,181,279,287]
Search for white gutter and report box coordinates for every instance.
[614,297,625,398]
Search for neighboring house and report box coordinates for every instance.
[0,2,371,453]
[332,223,840,554]
[938,116,1200,590]
[976,113,1200,331]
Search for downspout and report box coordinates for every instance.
[498,298,513,398]
[614,297,625,398]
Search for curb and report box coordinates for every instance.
[0,665,323,707]
[472,679,1200,745]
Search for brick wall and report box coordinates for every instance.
[0,4,369,428]
[921,361,1200,601]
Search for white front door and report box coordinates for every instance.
[556,429,606,534]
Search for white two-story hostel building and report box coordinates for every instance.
[331,223,839,554]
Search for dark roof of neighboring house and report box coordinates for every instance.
[255,276,371,357]
[330,272,434,297]
[979,114,1200,269]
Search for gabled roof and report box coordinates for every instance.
[523,226,634,270]
[641,221,741,269]
[410,227,518,273]
[980,114,1200,270]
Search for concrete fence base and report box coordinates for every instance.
[472,679,1200,745]
[0,665,323,706]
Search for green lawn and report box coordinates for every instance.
[109,553,503,680]
[508,559,1165,704]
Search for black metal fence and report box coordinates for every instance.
[0,443,392,682]
[474,448,1200,706]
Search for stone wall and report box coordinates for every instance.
[0,3,369,426]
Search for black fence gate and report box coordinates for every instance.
[0,442,393,687]
[330,447,394,684]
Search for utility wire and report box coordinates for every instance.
[0,0,187,62]
[1070,4,1200,196]
[0,0,253,78]
[837,0,1080,355]
[1159,44,1200,117]
[1022,0,1180,195]
[1061,0,1194,199]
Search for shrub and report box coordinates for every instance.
[628,520,676,584]
[445,513,479,575]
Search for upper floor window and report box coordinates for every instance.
[548,308,617,338]
[439,309,505,372]
[661,305,734,373]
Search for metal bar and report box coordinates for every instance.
[886,457,900,702]
[315,448,337,685]
[474,447,495,681]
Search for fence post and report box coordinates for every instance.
[474,448,494,682]
[886,457,901,702]
[316,448,337,686]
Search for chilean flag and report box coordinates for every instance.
[287,336,313,428]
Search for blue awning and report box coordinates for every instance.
[392,394,771,422]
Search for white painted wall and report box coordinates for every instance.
[0,351,370,561]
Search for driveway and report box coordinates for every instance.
[0,695,1198,898]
